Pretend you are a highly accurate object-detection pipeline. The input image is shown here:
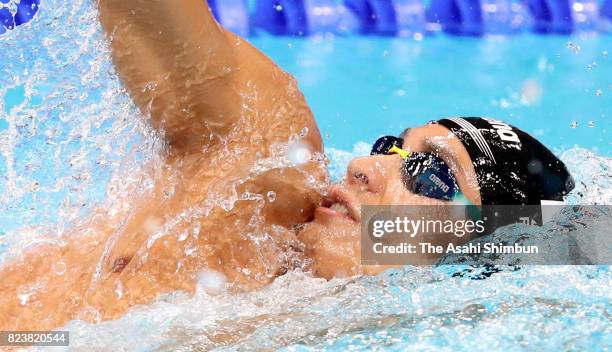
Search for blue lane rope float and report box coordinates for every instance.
[426,0,484,35]
[251,0,363,36]
[244,0,612,37]
[526,0,573,34]
[2,0,611,38]
[392,0,426,36]
[303,0,361,35]
[344,0,399,35]
[252,0,309,35]
[602,0,612,20]
[479,0,531,35]
[571,0,600,31]
[0,0,40,35]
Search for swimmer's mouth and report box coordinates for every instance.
[317,188,360,222]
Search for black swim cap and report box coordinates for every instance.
[435,117,575,206]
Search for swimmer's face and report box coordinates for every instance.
[298,123,482,279]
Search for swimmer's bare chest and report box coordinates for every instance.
[104,147,325,282]
[0,110,325,331]
[90,115,325,302]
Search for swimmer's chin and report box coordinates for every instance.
[296,215,361,280]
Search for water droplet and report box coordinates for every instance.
[185,245,197,256]
[79,306,102,324]
[396,89,406,97]
[275,4,283,11]
[163,185,175,198]
[144,217,162,234]
[52,261,67,275]
[178,230,189,241]
[520,79,543,105]
[527,159,543,174]
[566,41,581,54]
[196,269,227,295]
[383,50,389,57]
[192,222,201,238]
[17,293,30,306]
[287,142,311,165]
[587,121,595,128]
[595,89,603,96]
[299,127,309,138]
[587,62,597,70]
[570,121,578,128]
[603,50,608,58]
[114,281,124,299]
[221,199,234,211]
[266,191,276,203]
[537,57,548,71]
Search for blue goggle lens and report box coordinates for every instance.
[402,152,458,200]
[371,137,458,201]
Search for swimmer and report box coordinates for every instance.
[0,0,574,331]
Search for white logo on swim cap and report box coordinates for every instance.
[449,118,497,164]
[429,173,450,193]
[484,118,521,150]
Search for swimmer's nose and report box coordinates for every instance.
[347,155,389,194]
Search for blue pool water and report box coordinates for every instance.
[253,35,611,155]
[0,1,611,351]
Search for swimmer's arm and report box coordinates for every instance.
[97,0,241,153]
[97,0,321,155]
[0,236,102,330]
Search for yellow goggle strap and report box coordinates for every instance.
[388,145,411,158]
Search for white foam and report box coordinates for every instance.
[196,269,228,296]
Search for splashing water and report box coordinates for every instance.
[0,0,161,238]
[20,143,610,351]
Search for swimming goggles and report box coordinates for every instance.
[371,136,461,201]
